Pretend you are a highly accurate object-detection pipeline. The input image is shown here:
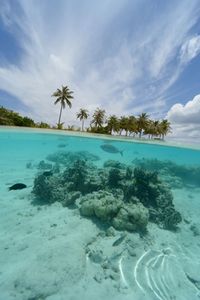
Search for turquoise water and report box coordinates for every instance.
[0,128,200,300]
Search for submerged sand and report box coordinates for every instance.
[1,163,200,300]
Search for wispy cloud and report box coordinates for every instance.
[0,0,200,126]
[180,35,200,64]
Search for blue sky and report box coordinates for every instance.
[0,0,200,139]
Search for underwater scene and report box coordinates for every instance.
[0,128,200,300]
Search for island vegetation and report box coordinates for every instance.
[0,84,171,140]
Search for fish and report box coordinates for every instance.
[100,144,123,156]
[9,183,27,191]
[112,234,126,247]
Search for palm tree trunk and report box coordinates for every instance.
[82,119,84,131]
[58,104,63,126]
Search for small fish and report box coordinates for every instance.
[42,170,53,177]
[9,183,27,191]
[112,234,126,247]
[186,273,200,288]
[100,144,123,156]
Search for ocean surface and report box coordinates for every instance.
[0,127,200,300]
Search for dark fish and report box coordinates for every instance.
[101,144,123,156]
[9,183,27,191]
[186,273,200,289]
[42,170,53,177]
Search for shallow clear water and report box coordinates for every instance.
[0,128,200,300]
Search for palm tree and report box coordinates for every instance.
[77,108,89,131]
[151,120,161,138]
[119,116,129,135]
[137,113,149,138]
[127,116,138,136]
[144,119,154,139]
[52,85,74,128]
[159,119,171,140]
[107,115,120,134]
[91,108,106,128]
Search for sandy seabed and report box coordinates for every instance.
[1,158,200,300]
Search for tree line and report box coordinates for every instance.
[52,85,171,139]
[0,84,171,140]
[0,106,50,128]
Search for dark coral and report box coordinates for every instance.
[131,168,180,229]
[133,168,161,207]
[63,159,106,194]
[133,158,200,187]
[161,207,182,230]
[63,159,87,192]
[108,168,122,188]
[103,160,126,169]
[33,174,66,204]
[125,167,133,180]
[32,151,182,231]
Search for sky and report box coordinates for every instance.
[0,0,200,140]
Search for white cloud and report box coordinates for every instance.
[166,94,200,141]
[167,94,200,124]
[180,35,200,64]
[0,0,200,127]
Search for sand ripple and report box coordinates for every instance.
[118,247,200,300]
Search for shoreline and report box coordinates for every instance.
[1,125,200,151]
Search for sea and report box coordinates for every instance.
[0,127,200,300]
